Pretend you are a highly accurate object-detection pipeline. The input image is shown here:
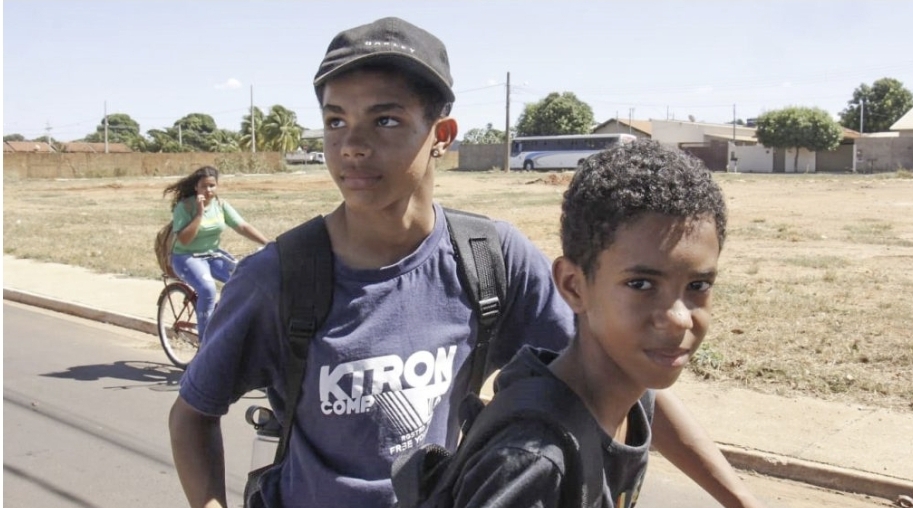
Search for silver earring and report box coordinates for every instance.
[431,148,441,158]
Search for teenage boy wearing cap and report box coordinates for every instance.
[169,17,764,508]
[169,16,567,508]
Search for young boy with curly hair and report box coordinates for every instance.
[445,140,764,508]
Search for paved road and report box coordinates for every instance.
[2,303,883,508]
[2,302,263,507]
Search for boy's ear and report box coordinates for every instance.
[552,256,586,313]
[433,118,459,154]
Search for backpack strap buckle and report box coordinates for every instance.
[478,296,501,324]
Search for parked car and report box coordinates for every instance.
[307,152,325,164]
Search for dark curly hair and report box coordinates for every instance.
[162,166,219,210]
[560,139,727,279]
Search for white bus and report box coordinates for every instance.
[509,133,637,170]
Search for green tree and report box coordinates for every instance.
[261,105,304,152]
[145,128,182,153]
[239,107,266,152]
[756,106,843,171]
[83,113,146,151]
[462,123,508,144]
[301,137,324,153]
[839,78,913,133]
[4,133,26,142]
[173,113,219,152]
[515,92,594,136]
[211,129,241,153]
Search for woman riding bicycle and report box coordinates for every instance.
[163,165,269,341]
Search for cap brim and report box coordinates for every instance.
[314,52,455,104]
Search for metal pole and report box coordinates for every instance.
[504,72,511,172]
[45,121,53,152]
[104,101,109,153]
[251,85,256,153]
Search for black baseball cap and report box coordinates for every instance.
[313,17,455,104]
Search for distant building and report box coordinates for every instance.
[300,129,324,140]
[4,141,56,153]
[591,118,652,138]
[889,107,913,137]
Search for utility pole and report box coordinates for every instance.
[628,108,634,133]
[504,72,511,172]
[45,121,54,151]
[732,104,737,141]
[859,98,865,134]
[104,101,109,153]
[250,85,256,153]
[178,124,183,148]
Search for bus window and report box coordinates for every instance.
[511,141,521,156]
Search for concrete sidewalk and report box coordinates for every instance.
[4,254,912,502]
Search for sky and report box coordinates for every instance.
[3,0,913,142]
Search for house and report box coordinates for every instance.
[649,120,757,171]
[61,142,132,153]
[300,129,324,140]
[889,107,913,136]
[591,118,652,138]
[815,128,860,172]
[729,127,861,173]
[4,141,56,152]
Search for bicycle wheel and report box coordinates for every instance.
[157,282,200,369]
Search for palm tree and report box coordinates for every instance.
[211,129,241,153]
[261,105,304,153]
[239,107,266,152]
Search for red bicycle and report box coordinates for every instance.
[156,251,233,368]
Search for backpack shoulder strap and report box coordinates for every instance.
[273,215,334,462]
[458,377,605,508]
[442,208,507,397]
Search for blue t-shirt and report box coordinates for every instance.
[179,203,574,508]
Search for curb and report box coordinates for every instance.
[3,288,158,336]
[719,444,913,502]
[4,287,909,503]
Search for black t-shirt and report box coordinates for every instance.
[450,347,656,508]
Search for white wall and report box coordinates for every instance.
[784,148,816,173]
[651,120,756,145]
[729,143,773,172]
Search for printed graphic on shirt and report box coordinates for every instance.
[616,471,645,508]
[318,346,457,455]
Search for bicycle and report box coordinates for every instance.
[156,250,234,369]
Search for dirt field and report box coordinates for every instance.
[4,169,912,411]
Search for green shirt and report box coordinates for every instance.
[171,197,244,254]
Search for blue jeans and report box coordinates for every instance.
[171,249,237,342]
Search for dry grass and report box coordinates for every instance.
[4,169,913,411]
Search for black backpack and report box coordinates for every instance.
[390,375,605,508]
[243,208,508,507]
